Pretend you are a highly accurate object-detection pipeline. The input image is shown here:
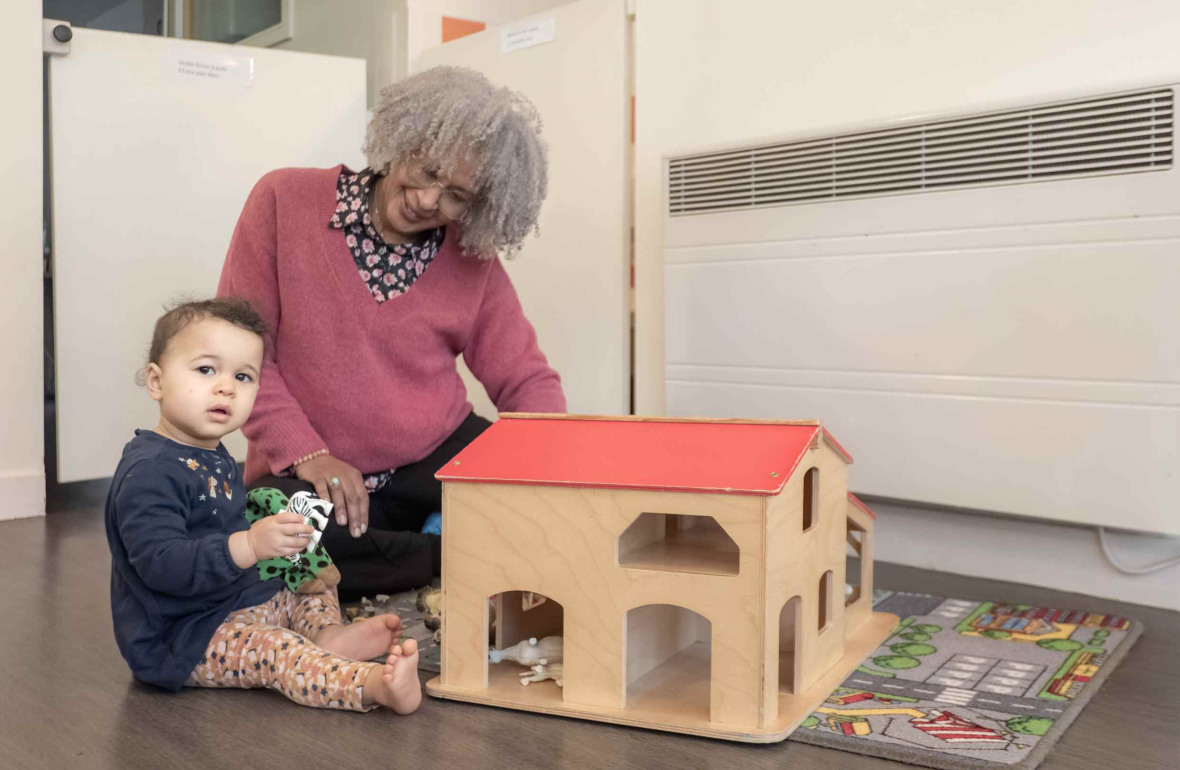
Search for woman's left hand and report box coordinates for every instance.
[295,455,369,538]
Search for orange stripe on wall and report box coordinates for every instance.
[443,16,487,43]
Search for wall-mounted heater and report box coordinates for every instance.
[663,85,1176,535]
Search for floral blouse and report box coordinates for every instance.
[286,167,447,493]
[328,166,445,304]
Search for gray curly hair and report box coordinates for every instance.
[362,66,548,259]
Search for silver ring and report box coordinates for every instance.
[330,477,341,486]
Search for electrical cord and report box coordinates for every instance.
[1096,527,1180,575]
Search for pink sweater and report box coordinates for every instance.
[218,166,566,483]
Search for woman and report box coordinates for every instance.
[218,67,566,599]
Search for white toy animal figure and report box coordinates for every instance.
[288,491,332,553]
[488,636,563,665]
[519,662,563,687]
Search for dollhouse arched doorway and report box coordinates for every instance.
[624,604,712,721]
[779,596,802,694]
[486,590,565,696]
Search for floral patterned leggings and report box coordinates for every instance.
[185,589,379,711]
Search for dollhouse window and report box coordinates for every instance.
[818,570,833,633]
[802,467,819,532]
[618,513,739,576]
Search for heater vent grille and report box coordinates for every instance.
[667,88,1173,216]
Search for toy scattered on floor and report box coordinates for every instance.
[519,661,563,687]
[245,488,340,594]
[488,635,563,666]
[346,595,383,621]
[415,586,444,644]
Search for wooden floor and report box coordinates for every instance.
[1,506,1177,770]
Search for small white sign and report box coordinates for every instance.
[501,17,556,54]
[169,51,254,87]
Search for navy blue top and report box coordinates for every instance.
[105,430,282,691]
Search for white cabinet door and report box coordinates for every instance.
[420,0,631,419]
[50,29,367,481]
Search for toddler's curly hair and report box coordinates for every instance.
[147,297,268,367]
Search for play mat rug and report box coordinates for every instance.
[345,588,1141,770]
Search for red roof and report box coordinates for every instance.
[847,492,877,520]
[436,415,851,496]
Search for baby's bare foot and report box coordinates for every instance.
[314,614,403,661]
[375,638,422,714]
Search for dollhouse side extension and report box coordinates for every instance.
[426,415,897,742]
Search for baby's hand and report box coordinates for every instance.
[247,512,315,561]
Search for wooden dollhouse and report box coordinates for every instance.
[425,414,897,742]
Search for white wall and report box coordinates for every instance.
[407,0,570,73]
[442,0,572,25]
[0,7,46,520]
[633,0,1180,606]
[275,0,402,107]
[272,0,572,106]
[873,499,1180,612]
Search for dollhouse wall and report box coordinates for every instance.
[439,480,770,726]
[760,442,851,727]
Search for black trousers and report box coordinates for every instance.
[250,412,491,601]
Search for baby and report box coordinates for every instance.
[104,298,421,713]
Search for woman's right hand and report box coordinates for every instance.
[294,455,370,538]
[246,513,315,561]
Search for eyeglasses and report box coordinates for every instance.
[402,164,475,220]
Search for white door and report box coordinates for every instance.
[420,0,631,419]
[50,29,367,482]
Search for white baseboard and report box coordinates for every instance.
[865,497,1180,612]
[0,471,46,520]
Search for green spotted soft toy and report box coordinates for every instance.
[245,488,341,594]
